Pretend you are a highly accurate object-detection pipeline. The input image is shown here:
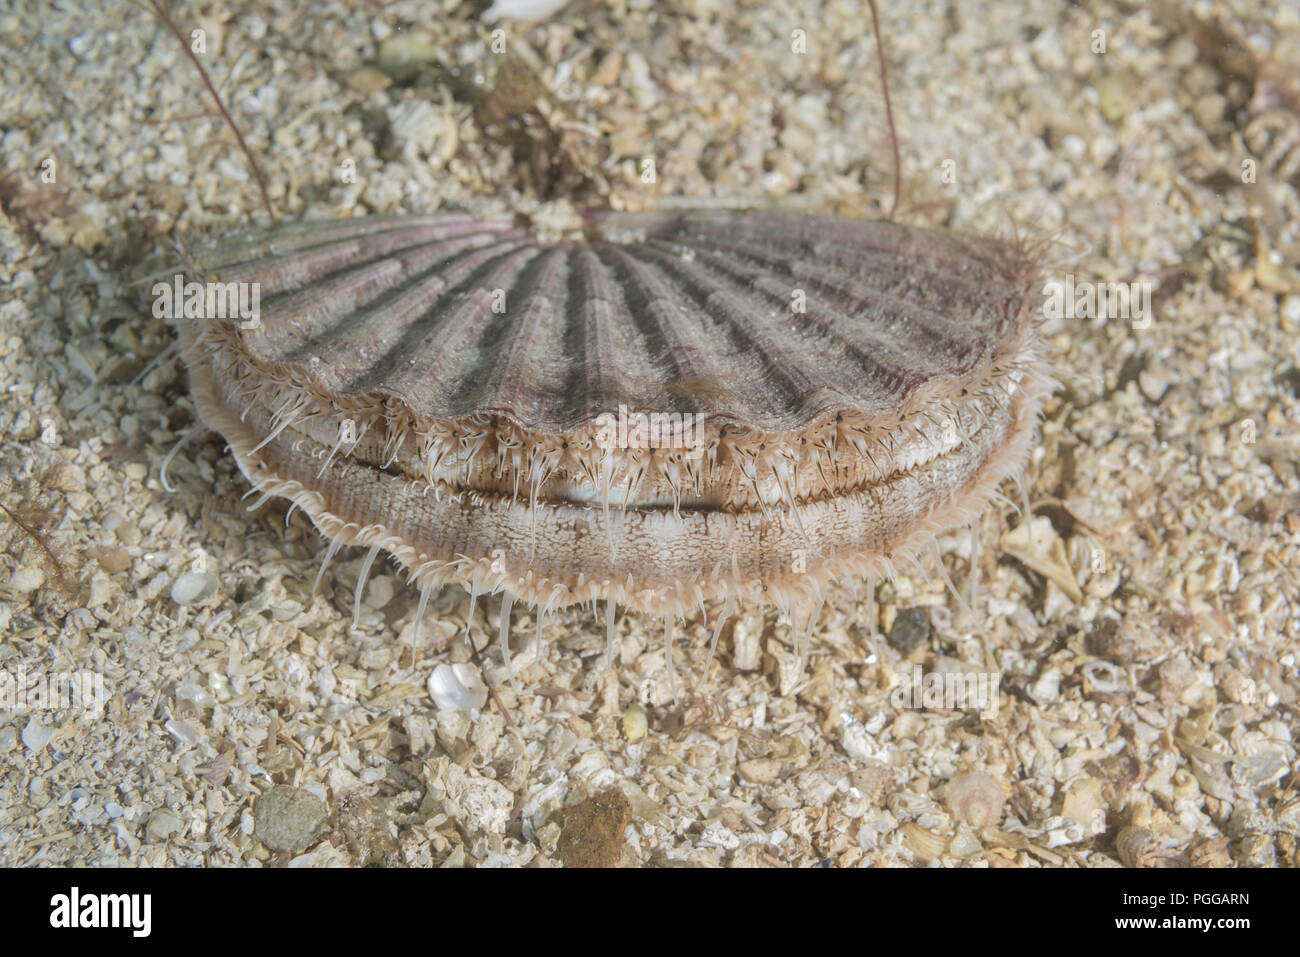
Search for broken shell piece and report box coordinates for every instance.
[1041,815,1086,849]
[482,0,572,23]
[1116,825,1164,867]
[428,663,489,712]
[900,821,947,862]
[1080,659,1122,694]
[943,771,1006,828]
[21,718,56,752]
[1061,778,1107,836]
[170,570,219,606]
[621,704,648,742]
[1001,516,1082,603]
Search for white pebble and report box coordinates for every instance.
[1029,667,1061,705]
[163,718,202,747]
[175,682,216,709]
[22,718,56,752]
[366,574,395,609]
[171,570,218,606]
[9,565,43,593]
[428,663,488,712]
[483,0,571,22]
[1042,816,1086,848]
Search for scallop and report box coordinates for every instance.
[177,206,1050,675]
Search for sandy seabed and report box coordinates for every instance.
[0,0,1297,867]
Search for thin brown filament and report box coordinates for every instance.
[134,0,278,225]
[866,0,901,220]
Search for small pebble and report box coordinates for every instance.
[886,607,930,654]
[9,564,44,593]
[91,546,131,574]
[175,682,216,709]
[171,570,219,606]
[163,718,202,747]
[482,0,572,22]
[254,785,328,853]
[377,35,439,84]
[556,789,631,868]
[365,574,395,609]
[1030,667,1062,705]
[68,32,94,57]
[345,67,392,95]
[146,808,183,842]
[115,521,142,546]
[21,718,56,752]
[428,663,488,712]
[1094,72,1131,124]
[621,704,648,742]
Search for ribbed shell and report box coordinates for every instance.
[192,209,1036,434]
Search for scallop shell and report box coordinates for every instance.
[943,770,1006,828]
[178,207,1048,625]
